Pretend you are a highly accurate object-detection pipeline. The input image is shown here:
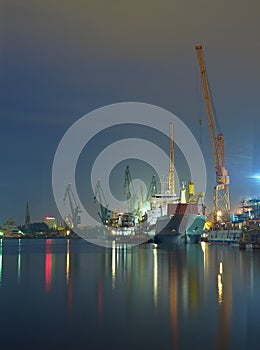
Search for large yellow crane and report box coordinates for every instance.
[195,45,230,225]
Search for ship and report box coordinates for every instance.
[146,181,206,245]
[92,122,206,246]
[98,183,206,246]
[100,180,206,245]
[144,121,206,245]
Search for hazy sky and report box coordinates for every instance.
[1,0,259,224]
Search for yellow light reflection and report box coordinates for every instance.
[170,265,178,349]
[153,247,158,309]
[218,262,224,304]
[200,241,209,278]
[112,241,116,288]
[66,239,70,284]
[219,262,223,275]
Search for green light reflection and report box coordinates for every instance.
[17,239,21,284]
[0,239,3,287]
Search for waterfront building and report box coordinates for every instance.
[44,216,57,230]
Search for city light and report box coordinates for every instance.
[250,173,260,182]
[217,210,222,222]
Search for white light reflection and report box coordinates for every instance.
[200,241,209,280]
[153,247,158,309]
[112,241,116,288]
[66,239,70,284]
[218,262,224,304]
[200,241,206,269]
[17,239,21,284]
[219,262,223,275]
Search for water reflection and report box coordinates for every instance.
[17,239,21,284]
[0,239,2,287]
[153,247,158,309]
[111,241,116,288]
[45,239,52,293]
[66,239,72,315]
[218,262,223,304]
[170,262,178,349]
[0,239,260,349]
[66,239,70,284]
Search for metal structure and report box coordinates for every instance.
[240,198,260,219]
[94,180,111,225]
[168,122,175,194]
[146,175,159,201]
[123,165,138,214]
[64,183,81,228]
[195,45,230,224]
[25,201,31,233]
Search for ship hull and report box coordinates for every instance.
[153,214,206,245]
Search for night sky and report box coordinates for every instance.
[1,0,259,225]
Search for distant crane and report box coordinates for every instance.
[146,175,159,201]
[94,180,111,225]
[64,183,81,228]
[195,45,230,225]
[124,165,138,214]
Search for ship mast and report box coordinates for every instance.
[169,122,175,194]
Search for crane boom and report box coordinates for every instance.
[94,180,111,224]
[64,183,81,228]
[195,45,219,168]
[195,45,230,224]
[124,165,138,214]
[146,175,158,201]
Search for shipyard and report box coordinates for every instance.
[1,46,259,249]
[1,1,259,349]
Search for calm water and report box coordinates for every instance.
[0,238,259,350]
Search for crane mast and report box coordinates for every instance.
[94,180,111,224]
[64,183,81,228]
[124,165,138,214]
[195,45,230,225]
[146,175,159,201]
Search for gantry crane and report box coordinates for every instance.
[195,45,230,225]
[94,180,111,225]
[64,183,81,228]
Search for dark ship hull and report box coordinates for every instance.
[153,213,206,244]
